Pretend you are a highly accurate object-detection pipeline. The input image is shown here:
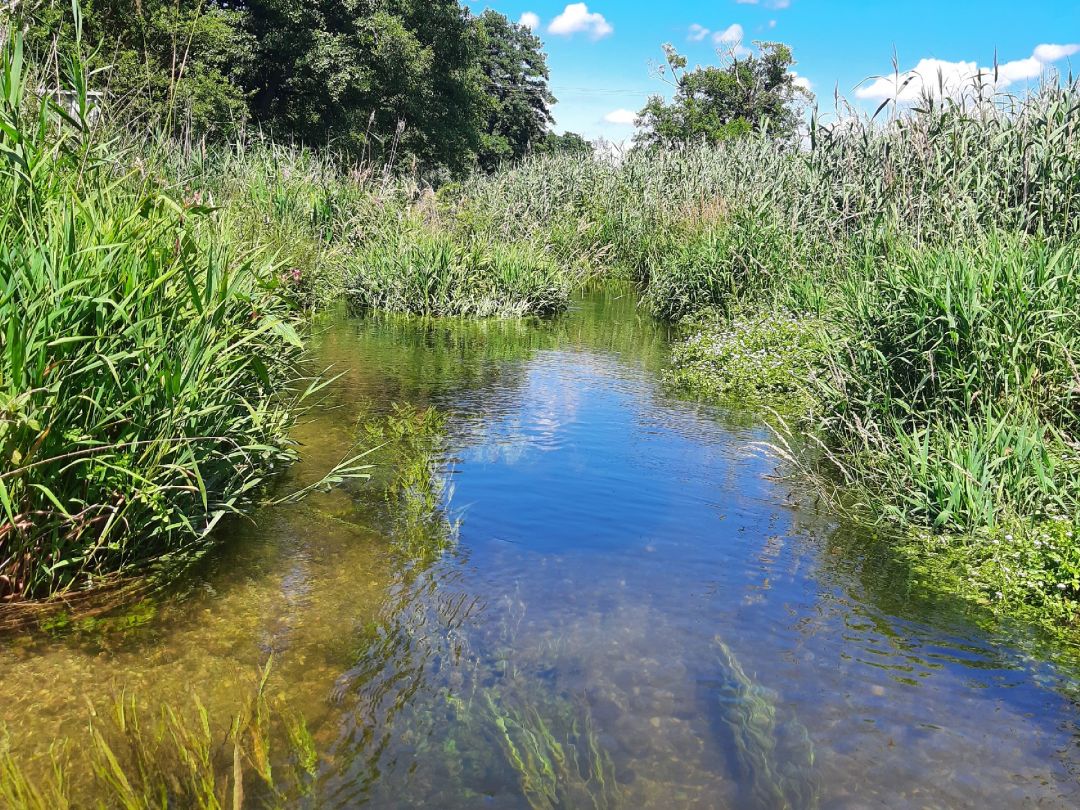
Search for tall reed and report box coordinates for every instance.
[0,30,306,599]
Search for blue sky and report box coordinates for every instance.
[465,1,1080,141]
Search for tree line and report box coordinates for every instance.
[19,0,588,174]
[16,1,809,175]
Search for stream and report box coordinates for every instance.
[3,287,1080,808]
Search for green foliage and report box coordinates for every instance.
[472,10,556,171]
[178,140,398,309]
[538,130,594,157]
[241,0,481,172]
[871,516,1080,632]
[823,237,1080,433]
[816,237,1080,531]
[667,310,825,409]
[641,209,794,320]
[18,0,565,174]
[22,0,253,137]
[346,221,570,318]
[635,43,810,148]
[0,29,311,599]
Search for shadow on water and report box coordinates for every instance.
[4,284,1080,807]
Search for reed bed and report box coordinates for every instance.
[0,33,371,601]
[346,221,570,318]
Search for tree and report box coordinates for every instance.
[470,10,555,170]
[22,0,253,137]
[538,131,593,157]
[240,0,483,173]
[635,42,811,148]
[18,1,564,175]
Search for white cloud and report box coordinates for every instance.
[1033,43,1080,62]
[857,58,977,102]
[603,108,637,126]
[713,23,750,58]
[768,19,777,29]
[856,43,1080,102]
[688,23,710,42]
[791,72,812,91]
[736,0,790,6]
[713,23,744,44]
[995,56,1043,84]
[548,3,613,40]
[519,12,540,31]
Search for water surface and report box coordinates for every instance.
[4,288,1080,808]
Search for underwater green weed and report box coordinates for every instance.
[714,640,818,810]
[0,661,317,809]
[483,692,621,810]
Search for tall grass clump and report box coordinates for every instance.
[346,220,570,318]
[0,31,307,600]
[173,141,406,309]
[641,207,799,321]
[816,235,1080,531]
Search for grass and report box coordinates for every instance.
[812,235,1080,530]
[346,220,570,318]
[0,30,314,601]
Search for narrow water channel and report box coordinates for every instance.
[4,288,1080,807]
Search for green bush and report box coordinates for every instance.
[667,309,825,408]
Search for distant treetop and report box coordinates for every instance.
[635,42,812,148]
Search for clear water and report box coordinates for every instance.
[4,287,1080,807]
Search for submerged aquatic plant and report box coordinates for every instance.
[714,640,818,810]
[484,692,621,810]
[0,661,317,809]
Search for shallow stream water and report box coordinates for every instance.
[4,288,1080,808]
